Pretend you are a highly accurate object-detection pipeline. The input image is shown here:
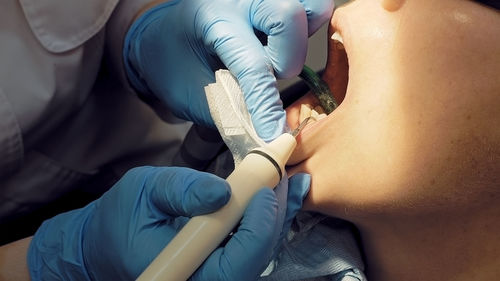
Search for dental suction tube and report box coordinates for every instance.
[137,133,298,281]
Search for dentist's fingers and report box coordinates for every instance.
[250,0,308,79]
[148,167,231,217]
[299,0,335,35]
[207,16,288,141]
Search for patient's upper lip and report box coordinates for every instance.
[330,7,350,50]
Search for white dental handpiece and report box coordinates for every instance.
[136,118,309,281]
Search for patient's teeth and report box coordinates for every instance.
[311,108,320,120]
[299,103,328,124]
[299,104,312,123]
[331,31,344,50]
[317,113,327,120]
[331,31,344,44]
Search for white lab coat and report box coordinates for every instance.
[0,0,190,223]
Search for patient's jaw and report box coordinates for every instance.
[288,0,500,221]
[286,1,500,279]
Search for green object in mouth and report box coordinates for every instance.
[299,65,338,114]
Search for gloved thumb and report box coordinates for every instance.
[285,173,311,223]
[149,167,231,218]
[277,173,311,248]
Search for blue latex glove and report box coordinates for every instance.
[267,173,311,260]
[28,166,310,281]
[124,0,334,142]
[192,173,310,280]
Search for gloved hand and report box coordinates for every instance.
[28,166,310,281]
[124,0,334,142]
[266,173,311,261]
[192,173,311,280]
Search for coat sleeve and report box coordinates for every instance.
[104,0,162,90]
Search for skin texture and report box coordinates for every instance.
[0,237,31,280]
[287,0,500,280]
[381,0,405,11]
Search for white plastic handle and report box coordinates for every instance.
[137,133,296,281]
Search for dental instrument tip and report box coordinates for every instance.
[291,117,311,137]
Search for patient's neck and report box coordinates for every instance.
[358,209,500,281]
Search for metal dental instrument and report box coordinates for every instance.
[291,116,311,137]
[137,118,311,281]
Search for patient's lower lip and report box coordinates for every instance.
[300,114,328,136]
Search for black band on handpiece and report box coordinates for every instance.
[247,150,283,181]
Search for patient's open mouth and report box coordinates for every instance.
[284,28,349,168]
[323,31,349,107]
[284,17,350,152]
[294,31,349,130]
